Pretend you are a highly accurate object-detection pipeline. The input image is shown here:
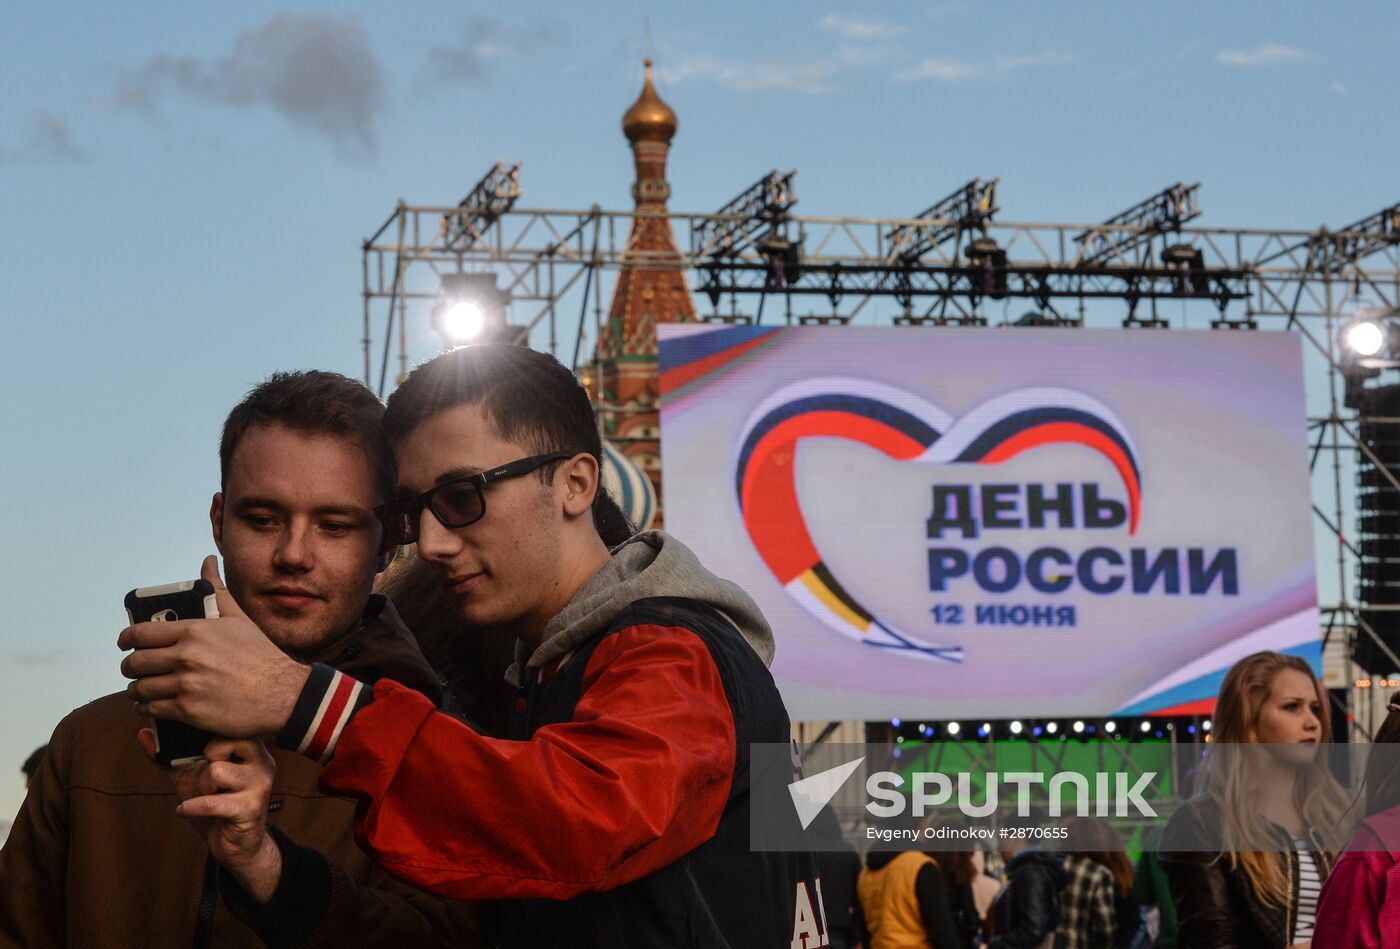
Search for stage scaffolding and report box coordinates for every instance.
[361,189,1400,748]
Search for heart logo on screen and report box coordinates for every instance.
[735,379,1142,663]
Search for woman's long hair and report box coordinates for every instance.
[1061,816,1133,899]
[924,819,977,886]
[1203,650,1348,908]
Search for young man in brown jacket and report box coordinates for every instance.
[0,371,477,948]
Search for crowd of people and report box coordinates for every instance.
[0,342,1398,947]
[819,650,1400,949]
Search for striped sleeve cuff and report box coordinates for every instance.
[275,663,372,764]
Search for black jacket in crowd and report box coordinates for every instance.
[1158,795,1336,949]
[989,849,1067,949]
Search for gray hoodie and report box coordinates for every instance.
[504,530,775,687]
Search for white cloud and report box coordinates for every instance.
[835,45,892,68]
[8,650,75,665]
[926,4,972,20]
[423,17,563,87]
[1215,45,1313,67]
[898,51,1074,82]
[819,13,898,40]
[656,56,843,93]
[901,58,975,81]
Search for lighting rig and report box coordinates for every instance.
[443,160,523,251]
[888,716,1208,744]
[690,180,1248,324]
[1073,182,1201,267]
[695,170,800,323]
[884,178,999,325]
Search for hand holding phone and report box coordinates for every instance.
[123,579,220,766]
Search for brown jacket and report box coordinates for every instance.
[0,595,478,948]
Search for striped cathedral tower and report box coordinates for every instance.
[592,58,696,527]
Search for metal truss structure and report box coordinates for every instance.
[361,182,1400,744]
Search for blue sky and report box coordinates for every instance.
[1,1,1397,821]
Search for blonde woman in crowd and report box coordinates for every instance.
[1161,651,1349,948]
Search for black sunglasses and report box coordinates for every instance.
[375,451,573,545]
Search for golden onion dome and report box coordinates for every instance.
[622,58,677,144]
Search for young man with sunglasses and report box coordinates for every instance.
[120,343,828,948]
[2,371,479,948]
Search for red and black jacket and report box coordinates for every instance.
[273,595,827,948]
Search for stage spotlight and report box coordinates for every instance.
[891,717,902,728]
[1046,721,1059,734]
[1345,319,1387,357]
[947,721,961,735]
[1140,721,1151,733]
[1161,242,1210,295]
[1202,719,1212,733]
[966,236,1008,298]
[432,272,521,347]
[1010,720,1024,735]
[1031,726,1043,737]
[440,300,485,342]
[1104,721,1116,733]
[1072,720,1085,734]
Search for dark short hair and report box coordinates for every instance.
[383,344,602,484]
[22,745,46,778]
[220,371,395,503]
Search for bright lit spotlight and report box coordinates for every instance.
[1010,720,1024,734]
[1346,320,1386,357]
[947,721,961,735]
[1072,720,1085,734]
[1203,719,1212,732]
[1105,721,1116,733]
[1140,721,1151,733]
[441,301,486,342]
[1046,722,1058,734]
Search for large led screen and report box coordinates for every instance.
[658,325,1320,721]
